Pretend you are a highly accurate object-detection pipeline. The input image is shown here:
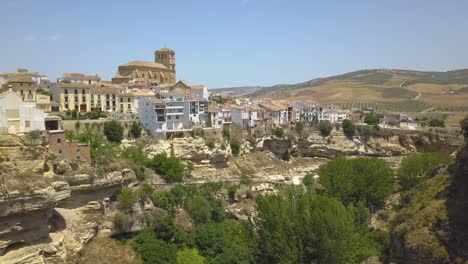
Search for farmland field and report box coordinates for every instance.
[338,100,430,112]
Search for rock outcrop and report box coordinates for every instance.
[146,137,231,167]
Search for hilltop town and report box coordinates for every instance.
[1,48,468,264]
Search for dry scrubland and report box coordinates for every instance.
[218,69,468,119]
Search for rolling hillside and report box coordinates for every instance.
[213,69,468,112]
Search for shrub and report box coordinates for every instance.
[240,174,252,186]
[121,146,148,167]
[113,212,132,232]
[303,173,314,187]
[342,119,355,138]
[364,115,379,125]
[118,187,136,210]
[282,150,291,161]
[460,115,468,140]
[428,118,445,127]
[275,127,285,137]
[398,152,450,190]
[230,139,241,156]
[26,130,42,140]
[103,120,124,143]
[223,126,230,139]
[129,121,142,138]
[318,120,333,137]
[149,153,189,182]
[228,185,239,201]
[295,122,304,134]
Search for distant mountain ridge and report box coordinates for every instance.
[211,68,468,109]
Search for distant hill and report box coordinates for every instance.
[213,69,468,110]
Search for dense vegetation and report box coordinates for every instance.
[318,156,394,207]
[255,188,384,263]
[397,152,450,190]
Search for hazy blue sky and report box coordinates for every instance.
[1,0,467,87]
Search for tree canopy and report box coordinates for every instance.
[254,188,379,264]
[103,120,124,143]
[318,156,394,207]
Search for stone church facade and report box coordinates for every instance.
[112,48,176,85]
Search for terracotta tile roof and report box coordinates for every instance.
[8,75,35,83]
[58,83,92,89]
[190,85,205,90]
[119,60,168,69]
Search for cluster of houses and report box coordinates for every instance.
[0,47,420,159]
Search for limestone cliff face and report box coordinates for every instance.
[146,137,231,167]
[260,129,460,159]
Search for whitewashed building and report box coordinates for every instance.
[0,90,45,133]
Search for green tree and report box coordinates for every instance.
[103,120,124,143]
[254,188,378,264]
[318,120,333,137]
[132,231,177,264]
[152,191,176,211]
[364,115,379,125]
[275,127,285,137]
[295,122,305,134]
[318,156,394,207]
[153,214,177,242]
[118,187,136,210]
[196,220,253,263]
[230,139,241,156]
[342,119,355,138]
[129,121,142,138]
[186,196,212,224]
[177,248,205,264]
[398,152,450,190]
[461,115,468,140]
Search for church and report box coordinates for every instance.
[112,48,176,85]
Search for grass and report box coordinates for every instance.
[78,237,142,264]
[392,172,451,262]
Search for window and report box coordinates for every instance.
[127,98,130,102]
[120,98,123,102]
[176,115,179,119]
[74,89,77,94]
[82,89,85,94]
[59,149,62,154]
[128,104,131,109]
[168,116,171,120]
[64,89,68,94]
[57,138,61,144]
[65,104,69,109]
[25,120,30,128]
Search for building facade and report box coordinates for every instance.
[112,48,176,84]
[0,90,45,133]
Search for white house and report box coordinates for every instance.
[0,90,45,133]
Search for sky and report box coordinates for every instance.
[1,0,468,88]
